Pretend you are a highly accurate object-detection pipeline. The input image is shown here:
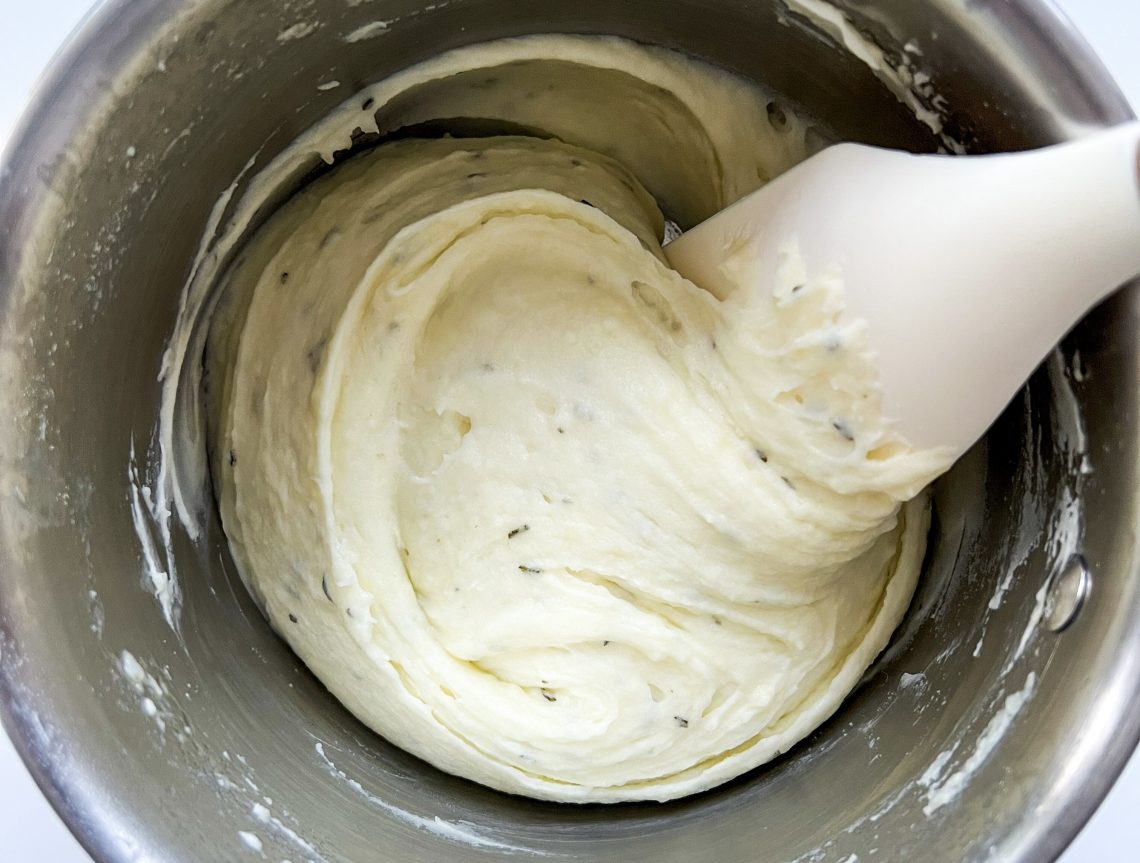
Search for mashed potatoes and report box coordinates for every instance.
[208,36,949,802]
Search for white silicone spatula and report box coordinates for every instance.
[665,123,1140,459]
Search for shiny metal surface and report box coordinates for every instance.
[1045,554,1092,634]
[0,1,1137,861]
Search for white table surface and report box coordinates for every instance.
[2,1,1138,860]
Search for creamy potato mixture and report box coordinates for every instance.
[207,36,949,802]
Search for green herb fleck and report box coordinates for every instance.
[541,688,557,702]
[832,419,855,442]
[519,565,543,575]
[508,525,530,540]
[675,716,689,728]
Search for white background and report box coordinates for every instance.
[1,1,1138,860]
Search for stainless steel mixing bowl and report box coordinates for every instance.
[1,1,1137,861]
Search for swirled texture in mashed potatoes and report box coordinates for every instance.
[208,36,949,802]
